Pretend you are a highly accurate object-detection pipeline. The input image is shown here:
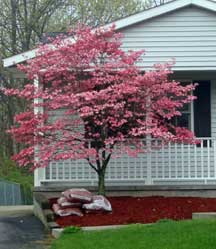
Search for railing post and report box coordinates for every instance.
[34,168,46,187]
[146,136,152,185]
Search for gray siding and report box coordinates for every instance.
[120,6,216,71]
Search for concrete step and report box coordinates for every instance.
[34,193,51,209]
[48,221,60,229]
[52,228,63,239]
[193,212,216,219]
[43,209,55,222]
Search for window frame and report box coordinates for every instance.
[175,79,194,133]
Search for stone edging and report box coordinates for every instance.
[52,224,145,238]
[52,212,216,239]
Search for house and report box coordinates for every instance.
[3,0,216,193]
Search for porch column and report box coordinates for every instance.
[33,77,45,187]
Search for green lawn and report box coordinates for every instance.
[51,220,216,249]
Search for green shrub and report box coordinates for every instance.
[157,219,175,224]
[62,226,82,235]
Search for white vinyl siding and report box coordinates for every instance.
[120,6,216,71]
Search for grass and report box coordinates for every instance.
[51,220,216,249]
[0,154,33,204]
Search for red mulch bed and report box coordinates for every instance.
[49,196,216,228]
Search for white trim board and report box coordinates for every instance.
[3,0,216,68]
[3,48,38,68]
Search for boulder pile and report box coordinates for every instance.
[52,188,112,217]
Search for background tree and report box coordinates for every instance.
[0,0,66,157]
[0,0,65,57]
[4,26,196,194]
[151,0,172,6]
[48,0,151,30]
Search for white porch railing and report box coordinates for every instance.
[39,138,216,186]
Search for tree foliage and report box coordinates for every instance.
[0,0,149,159]
[4,26,196,194]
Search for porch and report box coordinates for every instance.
[35,137,216,188]
[34,72,216,188]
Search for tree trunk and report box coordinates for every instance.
[10,0,18,54]
[98,170,106,195]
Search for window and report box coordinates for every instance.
[172,81,194,132]
[193,80,211,138]
[172,80,211,138]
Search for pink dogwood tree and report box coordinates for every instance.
[3,26,196,194]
